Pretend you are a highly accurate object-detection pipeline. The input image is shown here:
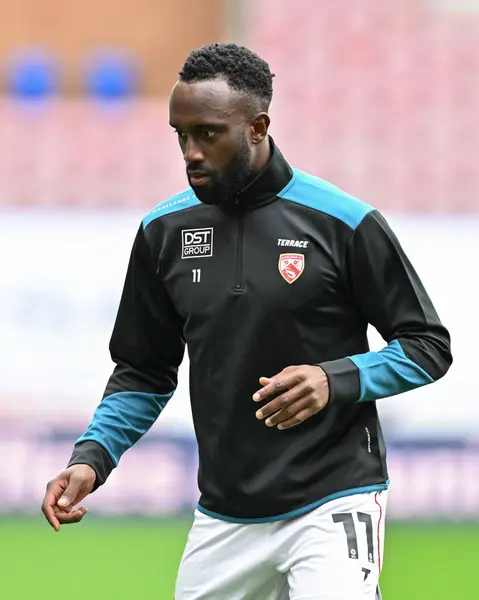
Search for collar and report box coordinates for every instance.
[228,137,293,212]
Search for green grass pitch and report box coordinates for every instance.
[1,517,477,598]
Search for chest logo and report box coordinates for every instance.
[279,253,305,284]
[182,228,213,259]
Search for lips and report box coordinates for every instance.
[188,171,211,186]
[189,174,210,186]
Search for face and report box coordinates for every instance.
[169,79,269,206]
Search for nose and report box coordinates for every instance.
[183,137,205,164]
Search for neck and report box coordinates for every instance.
[251,136,271,175]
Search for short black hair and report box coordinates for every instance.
[179,43,274,111]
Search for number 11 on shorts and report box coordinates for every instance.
[332,512,375,564]
[192,268,201,283]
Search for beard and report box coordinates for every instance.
[187,136,253,206]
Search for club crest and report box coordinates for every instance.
[278,253,305,284]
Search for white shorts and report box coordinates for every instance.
[175,490,387,600]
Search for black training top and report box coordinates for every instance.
[68,139,452,522]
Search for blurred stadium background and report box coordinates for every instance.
[1,0,478,598]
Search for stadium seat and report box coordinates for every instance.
[83,50,139,101]
[5,49,59,99]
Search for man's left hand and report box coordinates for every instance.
[253,365,329,430]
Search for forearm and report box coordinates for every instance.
[75,389,171,460]
[320,331,451,405]
[67,389,172,489]
[68,440,114,491]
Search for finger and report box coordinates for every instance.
[264,396,314,427]
[253,372,298,402]
[258,369,297,388]
[255,385,308,420]
[42,486,64,531]
[277,406,320,430]
[54,505,87,517]
[42,501,61,531]
[57,472,85,509]
[55,507,88,525]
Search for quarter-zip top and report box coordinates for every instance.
[68,138,452,523]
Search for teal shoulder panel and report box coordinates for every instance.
[143,189,201,229]
[278,168,374,230]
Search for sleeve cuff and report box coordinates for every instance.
[67,440,116,492]
[317,357,360,406]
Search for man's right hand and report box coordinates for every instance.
[41,464,96,531]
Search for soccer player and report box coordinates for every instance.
[42,43,452,599]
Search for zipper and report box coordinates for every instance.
[234,217,244,291]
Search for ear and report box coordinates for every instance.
[251,113,270,144]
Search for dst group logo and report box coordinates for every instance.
[181,228,214,259]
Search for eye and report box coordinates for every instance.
[175,130,187,142]
[201,130,216,140]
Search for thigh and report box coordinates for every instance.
[174,510,284,600]
[284,491,387,600]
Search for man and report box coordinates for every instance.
[42,43,452,599]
